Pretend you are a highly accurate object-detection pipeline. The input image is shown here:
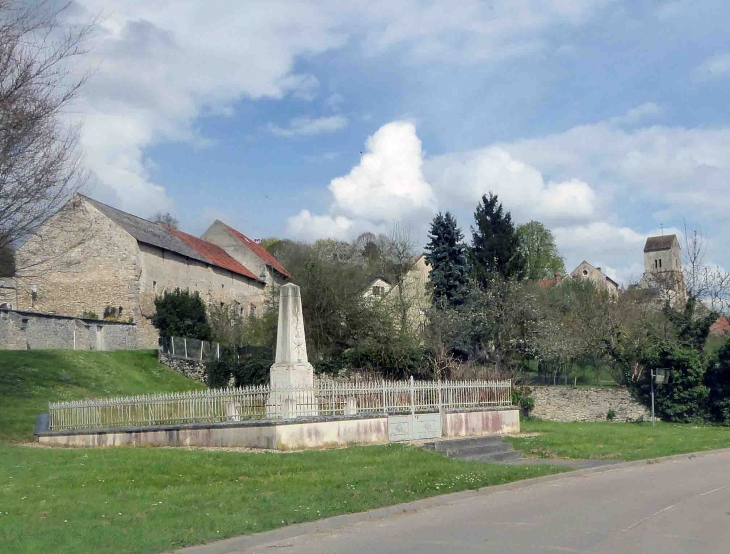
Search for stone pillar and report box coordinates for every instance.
[268,284,317,418]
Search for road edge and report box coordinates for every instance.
[174,447,730,554]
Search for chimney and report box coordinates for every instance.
[596,267,601,272]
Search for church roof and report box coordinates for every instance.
[81,195,263,283]
[644,235,677,253]
[214,220,292,279]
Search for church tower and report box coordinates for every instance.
[639,234,686,306]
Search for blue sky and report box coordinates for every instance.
[66,0,730,284]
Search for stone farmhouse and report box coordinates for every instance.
[7,195,290,348]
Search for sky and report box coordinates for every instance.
[62,0,730,285]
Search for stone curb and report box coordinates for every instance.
[173,447,730,554]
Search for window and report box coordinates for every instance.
[249,304,257,317]
[372,285,385,297]
[20,318,28,331]
[582,269,588,277]
[654,260,658,269]
[659,259,662,269]
[153,281,157,292]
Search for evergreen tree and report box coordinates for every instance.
[425,212,470,307]
[470,192,525,286]
[152,288,213,340]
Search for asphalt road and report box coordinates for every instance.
[229,451,730,554]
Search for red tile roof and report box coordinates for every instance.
[710,316,730,336]
[168,227,263,283]
[216,220,292,279]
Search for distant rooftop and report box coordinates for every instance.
[214,220,291,279]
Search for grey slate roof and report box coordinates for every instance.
[644,235,677,253]
[81,195,210,265]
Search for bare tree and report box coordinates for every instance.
[683,223,730,313]
[0,1,94,254]
[150,211,179,228]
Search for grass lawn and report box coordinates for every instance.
[508,419,730,461]
[0,443,566,554]
[0,350,205,442]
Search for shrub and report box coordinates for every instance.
[632,339,709,423]
[206,357,235,388]
[606,408,617,421]
[152,288,212,340]
[81,310,98,319]
[205,346,272,389]
[512,387,535,417]
[707,339,730,424]
[340,346,435,380]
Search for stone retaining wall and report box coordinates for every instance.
[530,387,650,422]
[158,352,207,383]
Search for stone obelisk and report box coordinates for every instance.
[268,283,316,417]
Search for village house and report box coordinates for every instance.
[362,254,432,332]
[6,195,289,348]
[539,262,619,297]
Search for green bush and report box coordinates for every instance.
[512,387,535,417]
[205,346,272,389]
[152,288,212,340]
[340,346,435,380]
[632,340,709,423]
[81,310,98,320]
[205,357,235,388]
[606,408,617,421]
[707,339,730,424]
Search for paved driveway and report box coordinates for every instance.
[182,451,730,554]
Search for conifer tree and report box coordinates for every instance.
[425,212,470,307]
[470,192,525,287]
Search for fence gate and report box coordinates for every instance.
[387,413,442,442]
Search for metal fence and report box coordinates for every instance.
[48,378,512,431]
[158,336,220,361]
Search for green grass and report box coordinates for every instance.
[0,443,566,554]
[507,419,730,461]
[0,350,205,442]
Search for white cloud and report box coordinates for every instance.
[330,121,436,221]
[287,210,355,241]
[608,102,663,126]
[426,147,598,224]
[268,116,349,137]
[60,0,610,217]
[287,121,436,240]
[695,52,730,79]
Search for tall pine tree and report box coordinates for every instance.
[470,192,525,287]
[425,212,470,308]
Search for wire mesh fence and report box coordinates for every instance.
[48,378,512,431]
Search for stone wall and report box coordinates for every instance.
[158,352,207,383]
[11,198,143,336]
[0,309,138,351]
[530,387,650,422]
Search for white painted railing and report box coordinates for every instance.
[48,378,512,431]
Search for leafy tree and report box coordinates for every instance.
[470,192,525,287]
[152,288,212,340]
[150,212,179,228]
[516,221,566,280]
[425,212,470,308]
[664,296,718,351]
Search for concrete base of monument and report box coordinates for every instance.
[35,408,519,450]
